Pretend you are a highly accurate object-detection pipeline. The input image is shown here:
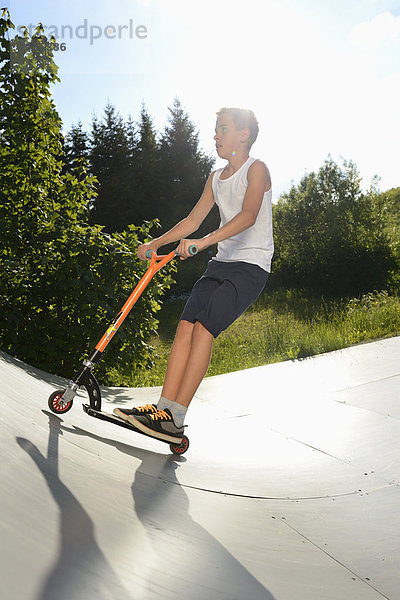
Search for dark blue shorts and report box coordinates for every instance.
[179,259,269,338]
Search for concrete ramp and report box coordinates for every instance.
[1,337,399,600]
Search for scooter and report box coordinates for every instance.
[47,246,198,455]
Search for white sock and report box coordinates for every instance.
[167,401,188,428]
[157,397,187,427]
[157,396,173,411]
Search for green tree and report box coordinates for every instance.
[272,157,396,296]
[158,97,216,233]
[373,187,400,269]
[63,120,90,172]
[89,102,133,232]
[126,102,161,225]
[155,98,218,293]
[0,11,174,384]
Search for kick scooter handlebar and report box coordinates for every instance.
[146,245,198,259]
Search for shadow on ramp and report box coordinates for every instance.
[17,413,133,600]
[17,411,275,600]
[2,338,400,599]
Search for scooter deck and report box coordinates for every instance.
[82,403,186,448]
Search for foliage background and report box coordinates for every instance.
[1,11,399,384]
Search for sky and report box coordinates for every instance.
[7,0,400,201]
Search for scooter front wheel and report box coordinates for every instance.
[48,389,73,414]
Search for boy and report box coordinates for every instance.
[114,107,274,443]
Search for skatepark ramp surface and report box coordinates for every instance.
[1,336,399,600]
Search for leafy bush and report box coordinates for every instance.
[0,11,176,382]
[272,158,397,296]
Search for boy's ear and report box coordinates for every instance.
[240,127,250,144]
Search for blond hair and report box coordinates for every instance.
[216,107,259,148]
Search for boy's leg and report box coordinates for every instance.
[114,319,194,422]
[161,319,213,407]
[157,320,212,427]
[124,320,213,437]
[161,319,195,402]
[173,320,214,408]
[120,262,267,433]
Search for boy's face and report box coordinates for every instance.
[214,113,250,158]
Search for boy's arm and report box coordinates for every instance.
[137,173,215,259]
[178,161,270,258]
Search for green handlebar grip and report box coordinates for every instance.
[174,245,199,257]
[145,245,199,259]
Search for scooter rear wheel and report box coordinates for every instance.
[170,435,190,455]
[48,389,73,414]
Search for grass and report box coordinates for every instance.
[105,289,400,387]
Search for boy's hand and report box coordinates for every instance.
[137,241,158,260]
[175,238,203,260]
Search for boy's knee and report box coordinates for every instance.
[177,319,195,337]
[193,319,214,339]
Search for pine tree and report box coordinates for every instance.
[63,120,90,172]
[125,113,138,165]
[89,102,132,231]
[153,98,218,294]
[158,97,216,234]
[128,102,161,225]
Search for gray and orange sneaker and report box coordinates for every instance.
[127,408,185,444]
[113,404,158,422]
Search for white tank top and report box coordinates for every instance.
[211,156,274,272]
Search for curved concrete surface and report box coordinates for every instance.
[1,336,399,600]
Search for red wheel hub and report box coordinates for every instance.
[172,436,189,455]
[52,393,71,413]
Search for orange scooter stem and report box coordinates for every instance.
[47,245,198,454]
[48,244,198,414]
[95,245,198,353]
[97,250,168,352]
